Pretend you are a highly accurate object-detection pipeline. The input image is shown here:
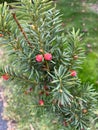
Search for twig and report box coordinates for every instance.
[12,13,34,49]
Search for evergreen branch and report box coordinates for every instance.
[1,65,37,85]
[12,13,34,49]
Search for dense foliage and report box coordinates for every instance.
[0,0,98,129]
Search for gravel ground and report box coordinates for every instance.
[0,87,8,130]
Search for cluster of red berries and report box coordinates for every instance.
[36,53,77,77]
[36,53,52,62]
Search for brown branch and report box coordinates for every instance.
[12,13,34,49]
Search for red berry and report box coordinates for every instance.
[63,120,68,126]
[39,100,44,106]
[36,54,43,62]
[29,87,33,91]
[44,86,49,90]
[70,70,77,77]
[2,74,9,80]
[0,34,3,37]
[45,91,49,96]
[44,53,52,61]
